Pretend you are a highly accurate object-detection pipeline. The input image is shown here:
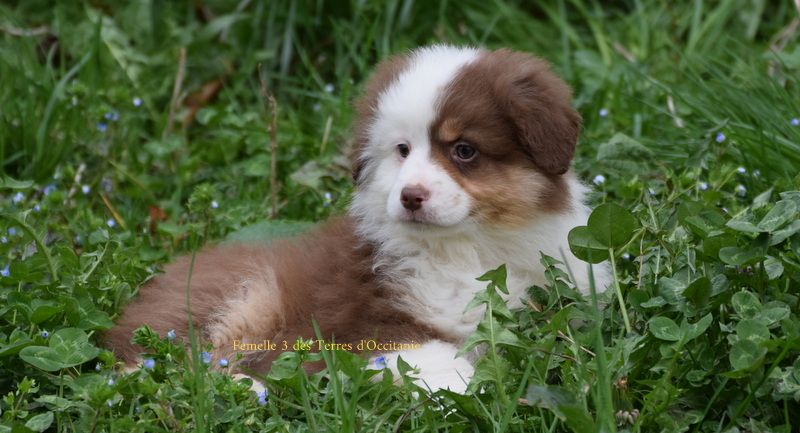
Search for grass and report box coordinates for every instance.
[1,0,800,431]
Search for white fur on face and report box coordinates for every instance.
[384,142,471,226]
[353,46,480,231]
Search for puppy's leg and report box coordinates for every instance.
[205,264,283,355]
[107,245,282,398]
[203,268,284,395]
[103,245,269,364]
[370,340,474,393]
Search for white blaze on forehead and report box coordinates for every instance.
[367,45,481,150]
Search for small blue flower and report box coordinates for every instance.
[257,389,269,405]
[43,184,56,196]
[0,264,9,278]
[8,227,17,236]
[97,122,108,133]
[201,351,212,364]
[715,132,726,143]
[592,174,606,185]
[622,253,631,261]
[791,118,799,126]
[33,204,41,212]
[95,363,102,371]
[698,181,709,191]
[0,236,6,244]
[598,108,609,118]
[104,111,120,122]
[81,185,91,195]
[374,356,387,369]
[324,83,335,93]
[736,166,746,174]
[735,184,747,197]
[12,192,24,204]
[166,329,176,340]
[74,235,82,246]
[210,200,219,209]
[133,97,142,107]
[41,330,49,339]
[107,377,115,386]
[101,178,113,192]
[106,218,116,228]
[218,358,229,368]
[143,358,155,370]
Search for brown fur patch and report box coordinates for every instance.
[351,53,411,183]
[427,49,577,225]
[438,118,462,143]
[103,218,445,373]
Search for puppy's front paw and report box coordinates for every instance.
[232,373,267,395]
[371,340,474,394]
[412,356,474,393]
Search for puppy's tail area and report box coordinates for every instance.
[101,249,239,364]
[100,276,196,365]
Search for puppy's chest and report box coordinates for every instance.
[398,260,541,341]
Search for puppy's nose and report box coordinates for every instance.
[400,185,430,211]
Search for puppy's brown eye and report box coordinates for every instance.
[452,142,477,162]
[397,143,410,158]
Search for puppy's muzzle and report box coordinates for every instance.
[400,185,430,211]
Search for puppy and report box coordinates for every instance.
[104,45,609,393]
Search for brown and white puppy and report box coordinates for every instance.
[104,45,609,393]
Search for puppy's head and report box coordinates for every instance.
[350,46,580,235]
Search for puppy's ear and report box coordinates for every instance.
[350,153,366,184]
[496,51,580,175]
[351,53,410,184]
